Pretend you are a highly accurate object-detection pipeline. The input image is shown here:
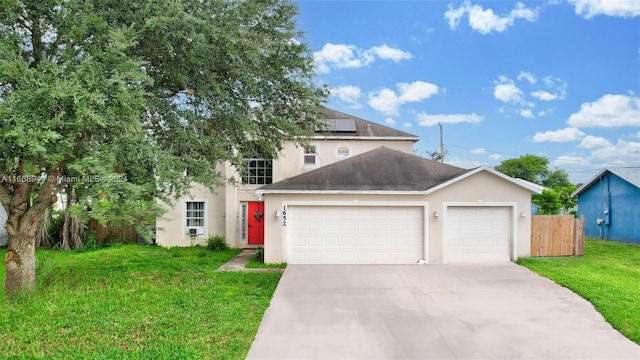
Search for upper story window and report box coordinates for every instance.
[242,159,273,185]
[336,145,350,159]
[241,144,274,185]
[304,145,317,165]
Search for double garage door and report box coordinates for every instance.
[287,206,423,264]
[285,205,512,264]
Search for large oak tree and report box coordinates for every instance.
[0,0,327,295]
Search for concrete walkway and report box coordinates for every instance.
[217,250,284,273]
[247,264,640,360]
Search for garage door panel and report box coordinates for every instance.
[446,206,511,263]
[287,206,424,264]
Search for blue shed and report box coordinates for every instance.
[572,168,640,244]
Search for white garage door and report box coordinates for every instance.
[446,207,511,263]
[287,206,423,264]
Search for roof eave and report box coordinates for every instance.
[257,189,427,195]
[425,166,544,195]
[309,135,420,141]
[571,168,609,198]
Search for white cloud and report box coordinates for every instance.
[444,1,539,34]
[371,44,413,62]
[489,154,503,160]
[494,76,523,103]
[330,85,362,109]
[578,135,612,149]
[444,3,467,29]
[520,108,534,118]
[551,154,591,168]
[314,43,412,74]
[568,0,640,18]
[368,81,439,115]
[533,127,585,142]
[417,112,484,127]
[397,81,439,102]
[531,90,558,101]
[313,43,374,73]
[538,108,555,117]
[591,140,640,161]
[385,118,396,126]
[471,148,486,154]
[403,122,413,129]
[567,94,640,128]
[368,89,401,115]
[517,71,537,84]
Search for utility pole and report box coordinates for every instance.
[439,122,444,163]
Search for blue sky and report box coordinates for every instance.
[295,0,640,184]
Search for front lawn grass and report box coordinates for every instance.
[0,244,283,359]
[244,256,287,269]
[517,238,640,344]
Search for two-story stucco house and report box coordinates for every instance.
[156,107,541,264]
[155,107,419,249]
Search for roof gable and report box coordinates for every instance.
[259,147,542,194]
[572,167,640,198]
[260,147,466,192]
[313,108,419,140]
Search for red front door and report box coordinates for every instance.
[247,202,265,245]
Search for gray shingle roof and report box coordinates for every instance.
[314,108,419,140]
[260,147,469,192]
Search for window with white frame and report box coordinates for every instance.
[304,145,317,165]
[242,159,273,185]
[241,203,248,241]
[186,201,205,227]
[336,145,350,159]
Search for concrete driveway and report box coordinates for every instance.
[247,264,640,360]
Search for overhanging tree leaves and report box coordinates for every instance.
[495,156,577,214]
[494,154,550,184]
[0,0,327,295]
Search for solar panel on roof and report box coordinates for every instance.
[314,118,357,132]
[334,119,357,132]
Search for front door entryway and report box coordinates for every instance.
[247,202,265,245]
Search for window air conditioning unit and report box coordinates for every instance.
[187,227,205,236]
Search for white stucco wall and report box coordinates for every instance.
[155,182,227,247]
[280,140,414,180]
[261,170,534,264]
[155,139,416,248]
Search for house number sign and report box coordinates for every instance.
[282,206,287,226]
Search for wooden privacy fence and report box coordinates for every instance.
[86,219,138,244]
[531,215,584,257]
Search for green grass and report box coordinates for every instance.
[517,238,640,344]
[0,245,283,359]
[244,256,287,269]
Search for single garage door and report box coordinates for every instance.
[287,206,423,264]
[446,206,511,263]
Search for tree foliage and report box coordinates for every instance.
[532,189,562,215]
[494,154,549,184]
[425,148,447,162]
[495,155,577,214]
[0,0,327,295]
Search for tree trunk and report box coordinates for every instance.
[61,187,83,250]
[35,206,52,249]
[5,231,37,296]
[3,165,61,296]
